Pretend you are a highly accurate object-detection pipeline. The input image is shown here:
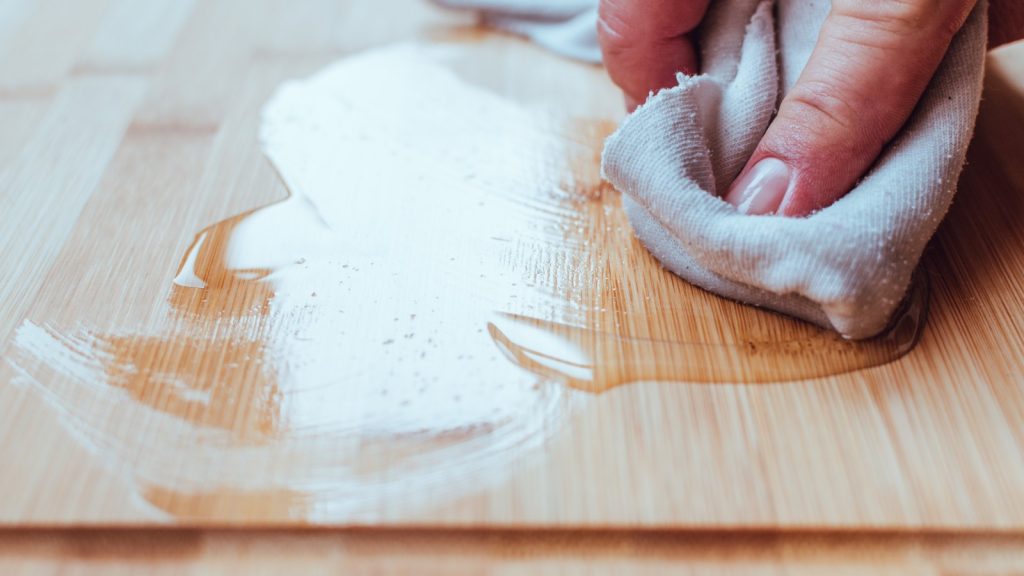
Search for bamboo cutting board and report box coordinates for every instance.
[0,0,1023,529]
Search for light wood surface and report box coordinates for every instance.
[4,529,1024,575]
[0,0,1023,549]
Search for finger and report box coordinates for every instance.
[597,0,711,110]
[725,0,975,216]
[430,0,593,20]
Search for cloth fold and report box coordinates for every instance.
[434,0,988,339]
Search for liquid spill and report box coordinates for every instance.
[8,42,924,521]
[491,278,925,393]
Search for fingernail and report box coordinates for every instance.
[725,157,790,215]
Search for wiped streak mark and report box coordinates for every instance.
[490,277,926,393]
[9,44,585,521]
[10,321,574,521]
[8,42,925,523]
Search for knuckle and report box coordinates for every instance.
[598,0,709,45]
[596,15,626,55]
[596,10,634,87]
[783,80,860,137]
[597,7,635,64]
[597,0,634,48]
[833,0,973,41]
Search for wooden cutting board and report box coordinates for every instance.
[0,0,1023,529]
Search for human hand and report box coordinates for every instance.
[598,0,1024,216]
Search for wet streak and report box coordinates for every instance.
[169,209,276,318]
[9,42,925,521]
[490,278,926,393]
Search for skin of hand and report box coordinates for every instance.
[598,0,1024,217]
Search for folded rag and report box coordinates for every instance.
[436,0,988,339]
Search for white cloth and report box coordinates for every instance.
[435,0,988,339]
[431,0,601,62]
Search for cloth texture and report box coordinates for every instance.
[436,0,988,339]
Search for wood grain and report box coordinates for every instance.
[0,0,1022,546]
[4,529,1024,575]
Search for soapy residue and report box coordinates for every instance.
[7,42,924,521]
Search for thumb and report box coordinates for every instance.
[725,0,976,217]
